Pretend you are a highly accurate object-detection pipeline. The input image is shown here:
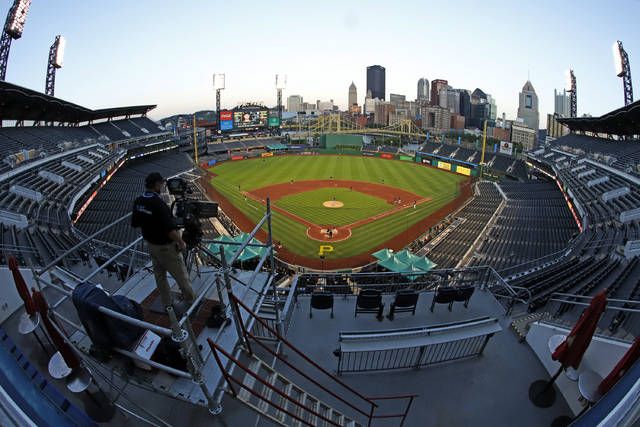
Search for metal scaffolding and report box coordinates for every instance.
[30,201,281,421]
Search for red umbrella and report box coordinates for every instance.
[552,290,607,369]
[598,337,640,396]
[32,290,80,370]
[8,256,36,315]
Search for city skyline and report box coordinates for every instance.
[4,0,640,126]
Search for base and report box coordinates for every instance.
[66,368,92,393]
[550,415,573,427]
[18,312,39,335]
[48,351,72,379]
[82,390,117,423]
[528,379,557,408]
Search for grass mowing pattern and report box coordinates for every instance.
[210,155,466,259]
[275,187,392,227]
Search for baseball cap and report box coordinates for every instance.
[145,172,164,189]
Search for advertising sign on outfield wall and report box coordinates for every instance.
[437,161,452,171]
[457,165,471,176]
[380,153,394,159]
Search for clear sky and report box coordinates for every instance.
[6,0,640,125]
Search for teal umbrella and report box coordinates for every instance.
[403,264,427,281]
[394,249,419,265]
[372,248,394,262]
[378,255,409,272]
[412,256,437,272]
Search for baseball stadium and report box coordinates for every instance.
[1,1,640,427]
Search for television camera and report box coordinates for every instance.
[166,177,218,247]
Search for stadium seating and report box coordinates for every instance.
[74,152,197,246]
[417,141,527,180]
[469,181,578,271]
[550,134,640,175]
[427,182,501,268]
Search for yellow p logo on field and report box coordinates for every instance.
[318,245,334,256]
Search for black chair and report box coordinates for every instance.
[430,287,458,312]
[355,289,384,321]
[454,286,475,309]
[387,290,419,320]
[309,292,334,318]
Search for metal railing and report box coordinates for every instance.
[336,317,501,374]
[212,293,417,426]
[542,292,640,341]
[295,265,528,314]
[250,279,299,342]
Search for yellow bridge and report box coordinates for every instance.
[282,114,428,140]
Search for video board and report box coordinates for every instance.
[233,108,268,129]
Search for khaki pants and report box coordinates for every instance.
[147,242,195,307]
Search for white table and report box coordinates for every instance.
[548,334,579,381]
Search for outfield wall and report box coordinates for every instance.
[202,147,478,179]
[320,134,364,149]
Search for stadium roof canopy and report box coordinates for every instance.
[557,99,640,137]
[0,81,156,124]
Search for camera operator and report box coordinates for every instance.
[131,173,195,313]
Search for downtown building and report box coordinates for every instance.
[287,95,303,113]
[554,89,570,117]
[348,82,358,108]
[511,121,537,151]
[419,105,451,131]
[366,65,386,100]
[468,88,497,129]
[417,78,430,103]
[517,80,540,131]
[430,79,449,106]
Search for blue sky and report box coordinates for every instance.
[6,0,640,125]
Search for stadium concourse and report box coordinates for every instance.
[0,80,640,426]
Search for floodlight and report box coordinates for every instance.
[564,70,572,92]
[276,74,287,90]
[53,36,65,68]
[213,73,225,90]
[613,41,624,77]
[5,0,31,39]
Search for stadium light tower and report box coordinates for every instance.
[213,73,225,132]
[275,74,286,129]
[45,35,65,97]
[613,40,634,106]
[0,0,32,81]
[565,69,577,118]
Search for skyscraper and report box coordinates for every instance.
[417,78,429,102]
[287,95,303,113]
[366,65,385,100]
[348,82,357,107]
[517,80,540,130]
[458,89,471,119]
[554,89,570,117]
[430,79,448,106]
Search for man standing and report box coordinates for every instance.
[131,173,195,313]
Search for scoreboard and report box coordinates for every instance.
[218,105,280,133]
[233,108,268,129]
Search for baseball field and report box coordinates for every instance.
[205,155,470,269]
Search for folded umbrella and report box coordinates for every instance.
[598,337,640,396]
[8,256,36,315]
[552,290,608,369]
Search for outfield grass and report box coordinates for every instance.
[275,187,392,227]
[210,155,466,260]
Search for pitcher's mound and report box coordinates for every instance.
[323,201,344,208]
